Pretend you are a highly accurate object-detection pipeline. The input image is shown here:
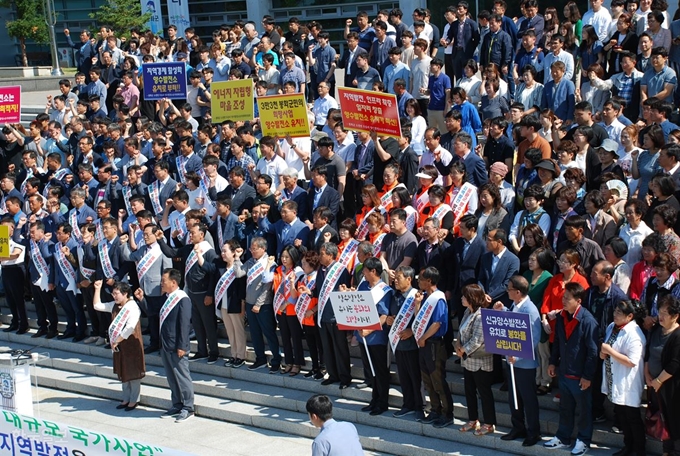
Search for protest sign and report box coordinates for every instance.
[337,87,401,138]
[0,409,192,455]
[330,291,382,331]
[257,94,310,138]
[480,309,535,360]
[0,87,21,124]
[211,79,254,123]
[142,62,187,100]
[0,226,9,259]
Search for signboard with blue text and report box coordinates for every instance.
[142,62,187,100]
[480,309,535,360]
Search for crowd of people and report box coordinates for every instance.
[2,1,680,454]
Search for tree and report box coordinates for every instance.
[0,0,50,67]
[90,0,152,39]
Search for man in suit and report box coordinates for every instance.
[445,1,480,83]
[148,161,178,219]
[210,197,239,250]
[412,217,450,293]
[307,206,339,252]
[55,187,96,242]
[659,143,680,190]
[121,223,173,354]
[583,190,617,247]
[93,163,123,213]
[542,61,575,122]
[337,32,367,87]
[172,136,203,184]
[449,214,485,321]
[307,165,341,229]
[493,275,542,447]
[478,228,520,307]
[259,200,310,257]
[218,166,255,216]
[278,168,309,223]
[25,221,58,338]
[449,131,488,188]
[95,217,127,344]
[156,268,195,422]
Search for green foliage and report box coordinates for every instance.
[0,0,50,45]
[89,0,152,38]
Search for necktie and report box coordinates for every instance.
[425,243,434,263]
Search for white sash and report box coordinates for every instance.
[122,185,133,216]
[149,180,163,215]
[356,208,375,240]
[30,240,50,291]
[98,241,116,279]
[370,281,391,307]
[317,262,344,325]
[273,267,303,314]
[405,208,418,232]
[109,300,135,342]
[415,187,431,212]
[185,241,212,280]
[379,184,405,211]
[449,182,476,225]
[69,209,83,242]
[171,213,186,242]
[372,233,386,256]
[55,245,78,293]
[388,288,418,353]
[20,170,33,196]
[246,255,269,288]
[430,203,452,222]
[159,289,188,328]
[295,272,317,324]
[412,290,446,341]
[136,244,162,282]
[215,267,236,307]
[77,246,95,281]
[217,216,225,249]
[338,239,359,271]
[176,156,187,184]
[95,220,104,242]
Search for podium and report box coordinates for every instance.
[0,351,49,416]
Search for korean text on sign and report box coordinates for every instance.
[329,291,382,331]
[211,79,254,123]
[0,86,21,124]
[257,94,310,138]
[480,308,535,360]
[141,62,187,100]
[337,87,401,138]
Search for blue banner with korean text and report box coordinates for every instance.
[480,309,535,360]
[142,62,187,100]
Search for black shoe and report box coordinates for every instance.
[414,411,426,422]
[160,408,182,419]
[321,378,336,386]
[361,404,375,412]
[269,364,281,374]
[57,332,75,340]
[73,334,86,342]
[314,370,325,380]
[189,353,208,362]
[501,430,527,441]
[45,331,58,339]
[612,448,631,456]
[207,355,219,365]
[175,409,194,422]
[522,436,542,447]
[144,346,159,355]
[16,327,28,335]
[370,408,387,416]
[339,383,351,390]
[499,381,508,391]
[420,413,440,425]
[594,414,606,423]
[3,326,18,333]
[248,360,268,371]
[393,408,415,418]
[116,403,129,409]
[432,417,453,428]
[231,358,246,368]
[32,329,48,338]
[304,369,316,378]
[124,403,138,412]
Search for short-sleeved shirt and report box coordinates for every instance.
[427,73,451,111]
[380,230,418,270]
[279,66,306,93]
[255,154,288,191]
[410,56,432,100]
[355,67,381,90]
[313,45,337,81]
[312,153,345,191]
[641,65,678,102]
[517,135,552,164]
[426,295,449,338]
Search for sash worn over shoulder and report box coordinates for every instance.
[160,289,189,328]
[412,290,446,342]
[317,262,344,326]
[388,288,418,353]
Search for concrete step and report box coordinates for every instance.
[0,332,662,455]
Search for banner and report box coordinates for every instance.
[480,309,535,360]
[211,80,254,123]
[0,409,192,455]
[142,0,164,35]
[142,62,187,100]
[0,86,21,124]
[338,87,401,138]
[166,0,190,37]
[330,291,381,331]
[257,94,310,138]
[0,226,9,258]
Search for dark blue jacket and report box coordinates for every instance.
[550,306,599,381]
[583,283,628,344]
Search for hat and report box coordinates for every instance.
[534,159,561,176]
[489,162,509,177]
[597,138,620,156]
[176,52,188,60]
[310,130,328,142]
[415,172,434,179]
[281,167,299,177]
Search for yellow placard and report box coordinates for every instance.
[257,94,311,138]
[211,79,254,123]
[0,225,9,258]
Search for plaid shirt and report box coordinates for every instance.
[459,307,493,372]
[617,73,634,104]
[227,155,256,186]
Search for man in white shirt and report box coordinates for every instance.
[582,0,612,42]
[420,128,452,185]
[251,136,287,192]
[312,83,338,128]
[599,100,625,146]
[542,35,575,83]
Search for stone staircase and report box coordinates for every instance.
[0,298,661,456]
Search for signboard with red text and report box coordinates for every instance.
[338,87,401,138]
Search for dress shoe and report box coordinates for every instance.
[339,383,351,390]
[144,346,159,355]
[522,436,542,447]
[32,329,48,338]
[320,378,336,386]
[369,408,387,416]
[3,326,18,333]
[500,430,527,441]
[124,403,138,412]
[116,403,129,410]
[16,327,29,335]
[45,331,58,339]
[57,332,75,340]
[361,404,375,412]
[73,334,87,342]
